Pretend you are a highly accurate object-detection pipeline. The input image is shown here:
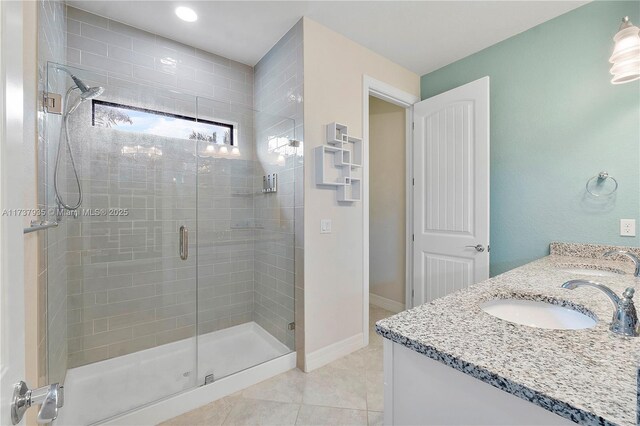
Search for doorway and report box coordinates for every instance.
[368,97,408,314]
[362,77,419,346]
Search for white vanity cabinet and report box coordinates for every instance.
[383,340,574,425]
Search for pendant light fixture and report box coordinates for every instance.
[609,16,640,84]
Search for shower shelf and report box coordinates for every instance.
[315,122,362,202]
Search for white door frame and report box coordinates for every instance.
[362,76,419,346]
[1,0,29,424]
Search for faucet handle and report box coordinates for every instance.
[11,381,63,425]
[36,384,61,424]
[561,281,639,337]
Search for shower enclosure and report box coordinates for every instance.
[43,62,297,425]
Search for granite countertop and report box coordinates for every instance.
[376,243,640,426]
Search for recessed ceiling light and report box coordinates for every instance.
[175,6,197,22]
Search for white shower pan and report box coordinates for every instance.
[55,322,295,426]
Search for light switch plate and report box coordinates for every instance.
[620,219,636,237]
[320,219,332,234]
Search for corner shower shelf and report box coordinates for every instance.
[315,122,363,202]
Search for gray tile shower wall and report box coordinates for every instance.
[63,7,259,366]
[254,20,304,352]
[60,7,302,368]
[38,0,67,386]
[65,7,253,106]
[63,110,201,366]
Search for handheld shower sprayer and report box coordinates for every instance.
[52,65,105,213]
[55,65,105,114]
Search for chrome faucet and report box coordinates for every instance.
[561,279,639,337]
[603,250,640,277]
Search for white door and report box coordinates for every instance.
[412,77,490,305]
[1,1,27,425]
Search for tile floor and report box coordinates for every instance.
[160,305,393,426]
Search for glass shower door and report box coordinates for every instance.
[45,63,199,425]
[195,97,296,383]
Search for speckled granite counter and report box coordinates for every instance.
[376,243,640,426]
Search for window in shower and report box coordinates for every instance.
[92,100,236,145]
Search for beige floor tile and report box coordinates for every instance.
[363,347,383,372]
[159,395,236,426]
[295,405,368,426]
[367,330,384,349]
[159,304,387,426]
[365,370,384,412]
[369,307,393,323]
[325,349,365,372]
[367,411,384,426]
[302,366,367,410]
[242,369,306,404]
[223,398,300,426]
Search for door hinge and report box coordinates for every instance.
[412,178,415,186]
[411,289,415,298]
[412,234,414,242]
[44,92,62,115]
[412,122,415,130]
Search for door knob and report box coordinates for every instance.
[466,244,485,252]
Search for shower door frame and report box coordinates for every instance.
[1,2,41,426]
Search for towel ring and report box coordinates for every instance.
[586,171,618,197]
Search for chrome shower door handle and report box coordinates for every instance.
[466,244,485,252]
[179,226,189,260]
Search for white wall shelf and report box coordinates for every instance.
[316,123,363,202]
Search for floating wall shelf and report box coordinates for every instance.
[315,122,363,202]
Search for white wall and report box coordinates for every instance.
[369,97,406,307]
[302,17,419,367]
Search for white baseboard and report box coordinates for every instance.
[304,333,364,372]
[370,293,405,313]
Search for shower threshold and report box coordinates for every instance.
[56,322,294,426]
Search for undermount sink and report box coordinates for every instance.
[555,264,624,277]
[481,299,596,330]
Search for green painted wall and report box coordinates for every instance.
[421,1,640,276]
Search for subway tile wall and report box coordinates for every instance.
[63,5,258,366]
[254,20,304,353]
[65,7,253,108]
[61,87,265,367]
[196,97,258,339]
[63,106,201,366]
[60,7,301,366]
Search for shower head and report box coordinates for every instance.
[79,85,105,101]
[67,79,104,114]
[55,66,105,113]
[69,74,104,100]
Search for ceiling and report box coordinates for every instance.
[68,1,589,75]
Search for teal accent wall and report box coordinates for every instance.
[421,1,640,276]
